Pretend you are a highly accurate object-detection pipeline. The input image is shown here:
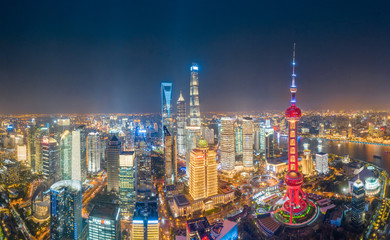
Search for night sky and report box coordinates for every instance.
[1,1,390,114]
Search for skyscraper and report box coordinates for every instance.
[60,130,72,180]
[50,180,82,240]
[119,151,135,219]
[259,122,266,152]
[189,63,201,128]
[132,201,159,240]
[302,148,314,175]
[71,127,87,182]
[161,82,173,137]
[164,126,177,186]
[265,118,275,159]
[177,91,186,156]
[234,123,243,155]
[351,177,365,225]
[189,139,218,200]
[87,132,101,173]
[242,117,254,169]
[220,117,235,172]
[107,135,121,193]
[186,63,202,177]
[42,137,61,184]
[315,152,329,175]
[88,204,121,240]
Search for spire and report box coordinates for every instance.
[178,90,184,101]
[290,43,297,105]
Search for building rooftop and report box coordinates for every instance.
[174,194,190,207]
[187,217,211,235]
[89,204,120,221]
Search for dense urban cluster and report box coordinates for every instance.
[0,59,389,240]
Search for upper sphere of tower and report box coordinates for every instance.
[285,105,302,120]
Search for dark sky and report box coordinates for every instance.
[1,1,390,114]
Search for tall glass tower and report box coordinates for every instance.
[176,91,186,156]
[50,180,82,240]
[189,63,201,128]
[161,82,173,137]
[87,132,101,173]
[221,117,235,171]
[107,135,121,193]
[60,130,72,180]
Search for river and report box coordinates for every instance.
[298,137,390,173]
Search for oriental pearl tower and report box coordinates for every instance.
[280,43,317,225]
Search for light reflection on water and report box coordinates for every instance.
[298,137,390,172]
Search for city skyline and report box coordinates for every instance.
[1,1,390,113]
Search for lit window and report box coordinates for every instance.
[290,139,295,146]
[290,147,295,154]
[290,131,295,138]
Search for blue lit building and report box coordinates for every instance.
[351,177,365,225]
[50,180,82,240]
[161,82,173,138]
[132,201,159,240]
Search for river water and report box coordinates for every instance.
[298,137,390,173]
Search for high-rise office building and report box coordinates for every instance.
[319,123,325,136]
[234,124,243,155]
[50,180,82,240]
[88,203,121,240]
[87,132,101,173]
[265,118,275,159]
[189,139,218,200]
[71,127,87,182]
[302,148,314,175]
[189,63,201,128]
[186,63,202,177]
[202,126,214,145]
[136,145,153,201]
[107,135,121,193]
[177,91,186,156]
[220,117,235,171]
[259,122,266,152]
[119,151,135,219]
[60,130,72,180]
[242,117,254,169]
[132,201,159,240]
[161,82,173,137]
[27,125,38,171]
[315,152,329,175]
[164,127,177,186]
[351,177,365,225]
[42,137,61,184]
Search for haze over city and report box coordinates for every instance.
[1,1,390,113]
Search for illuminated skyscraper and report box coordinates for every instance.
[50,180,82,240]
[265,118,275,159]
[242,117,254,169]
[119,151,135,219]
[351,177,365,225]
[71,127,87,182]
[315,152,329,175]
[185,63,202,177]
[319,123,325,136]
[60,130,72,180]
[177,91,186,156]
[234,124,243,155]
[259,122,266,152]
[132,201,159,240]
[161,82,173,137]
[302,145,314,175]
[107,135,121,193]
[88,204,121,240]
[164,127,177,186]
[189,139,218,200]
[87,132,101,173]
[42,137,61,184]
[189,63,201,128]
[220,117,235,171]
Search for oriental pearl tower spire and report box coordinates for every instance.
[282,43,310,224]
